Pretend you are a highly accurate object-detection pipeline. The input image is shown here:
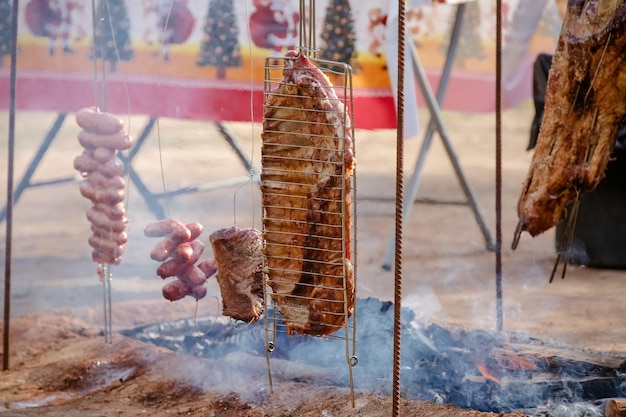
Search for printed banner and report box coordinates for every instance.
[0,0,561,130]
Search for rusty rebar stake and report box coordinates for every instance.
[392,0,407,415]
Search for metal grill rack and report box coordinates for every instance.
[261,54,358,404]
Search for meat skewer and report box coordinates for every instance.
[75,107,132,266]
[261,50,355,336]
[144,219,215,302]
[209,227,264,323]
[74,106,133,344]
[512,1,626,280]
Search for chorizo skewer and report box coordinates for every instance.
[75,107,132,269]
[145,219,212,302]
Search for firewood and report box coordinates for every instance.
[605,399,626,417]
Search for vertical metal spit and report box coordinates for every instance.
[261,1,358,405]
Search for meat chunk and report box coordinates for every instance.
[209,227,264,323]
[514,1,626,242]
[261,51,355,336]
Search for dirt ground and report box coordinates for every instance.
[1,102,625,416]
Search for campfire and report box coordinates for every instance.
[122,297,626,416]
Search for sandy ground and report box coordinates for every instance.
[0,102,625,415]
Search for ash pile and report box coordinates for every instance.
[122,297,626,415]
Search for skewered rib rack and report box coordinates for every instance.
[261,53,358,402]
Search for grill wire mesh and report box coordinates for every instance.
[261,54,357,401]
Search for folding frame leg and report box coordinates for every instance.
[126,119,258,217]
[0,113,67,224]
[117,116,168,219]
[382,3,494,271]
[215,122,256,176]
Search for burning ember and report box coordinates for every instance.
[122,298,626,416]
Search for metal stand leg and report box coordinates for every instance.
[151,122,258,200]
[215,122,256,175]
[382,4,494,271]
[0,114,257,223]
[0,113,68,224]
[123,119,258,218]
[117,117,168,219]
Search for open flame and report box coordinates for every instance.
[472,361,501,385]
[122,297,626,416]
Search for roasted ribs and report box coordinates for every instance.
[261,51,355,336]
[514,0,626,242]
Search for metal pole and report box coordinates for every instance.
[392,0,406,415]
[3,0,20,372]
[495,0,504,332]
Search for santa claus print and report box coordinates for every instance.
[366,7,387,57]
[25,0,87,56]
[249,0,299,56]
[141,0,195,62]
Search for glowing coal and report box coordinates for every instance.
[122,297,626,416]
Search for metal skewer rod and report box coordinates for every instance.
[102,263,113,344]
[91,0,113,344]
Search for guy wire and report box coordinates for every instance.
[91,0,99,107]
[103,0,133,132]
[392,0,406,416]
[244,0,257,228]
[101,0,134,221]
[154,0,176,219]
[229,0,258,228]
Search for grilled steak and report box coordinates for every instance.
[210,227,264,323]
[261,51,355,336]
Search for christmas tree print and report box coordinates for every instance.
[196,0,242,79]
[92,0,134,72]
[440,1,485,67]
[0,0,12,67]
[319,0,358,72]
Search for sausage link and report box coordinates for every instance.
[197,259,217,278]
[172,242,193,262]
[86,207,128,232]
[144,219,191,241]
[76,107,124,135]
[88,235,125,258]
[178,265,207,287]
[79,180,97,201]
[186,222,204,241]
[186,239,204,265]
[92,249,122,265]
[162,280,192,302]
[99,157,125,178]
[81,180,125,204]
[87,171,126,190]
[155,240,203,277]
[91,225,128,245]
[73,151,100,174]
[156,259,187,279]
[93,202,126,221]
[94,188,126,205]
[78,129,133,151]
[150,238,177,262]
[93,147,117,163]
[191,284,207,300]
